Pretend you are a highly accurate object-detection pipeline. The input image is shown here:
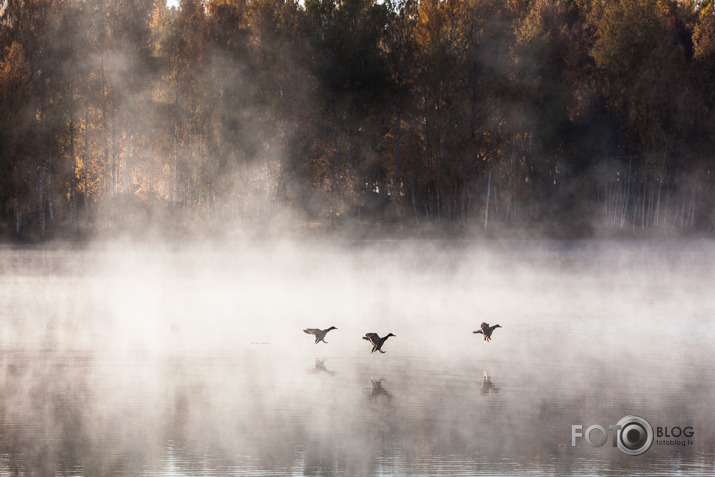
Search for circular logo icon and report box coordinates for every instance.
[616,415,653,456]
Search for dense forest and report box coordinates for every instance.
[1,0,714,239]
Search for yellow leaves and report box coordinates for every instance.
[693,2,715,60]
[516,0,573,48]
[149,1,172,56]
[416,0,471,55]
[589,0,664,73]
[0,42,32,119]
[0,41,30,85]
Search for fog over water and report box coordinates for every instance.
[1,239,714,475]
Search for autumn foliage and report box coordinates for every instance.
[1,0,714,238]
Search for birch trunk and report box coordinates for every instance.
[655,179,662,226]
[641,183,646,229]
[620,158,631,229]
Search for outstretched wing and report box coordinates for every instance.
[363,332,379,344]
[480,322,489,331]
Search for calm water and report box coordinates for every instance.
[1,240,714,476]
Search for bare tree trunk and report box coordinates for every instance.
[647,181,654,228]
[83,101,90,218]
[484,169,491,232]
[410,180,418,224]
[101,52,110,206]
[620,158,631,229]
[69,80,76,222]
[331,91,340,176]
[111,105,118,197]
[436,124,445,220]
[39,168,45,235]
[676,193,683,230]
[187,124,194,208]
[604,182,609,227]
[46,150,55,223]
[426,184,431,218]
[461,170,466,222]
[172,124,178,204]
[172,67,180,205]
[655,178,662,227]
[641,182,646,229]
[505,136,518,223]
[392,102,401,205]
[632,182,639,232]
[123,113,130,194]
[346,92,355,165]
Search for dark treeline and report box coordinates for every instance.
[1,0,714,239]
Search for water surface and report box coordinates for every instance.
[1,240,713,476]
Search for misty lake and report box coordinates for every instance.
[1,239,714,476]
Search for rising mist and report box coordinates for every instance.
[2,0,715,241]
[1,239,714,475]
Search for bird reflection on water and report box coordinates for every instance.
[307,359,335,376]
[2,244,712,476]
[480,371,499,396]
[368,378,391,400]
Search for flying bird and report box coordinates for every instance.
[473,322,501,342]
[303,326,337,344]
[363,332,396,354]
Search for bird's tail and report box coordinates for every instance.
[473,330,483,334]
[303,329,311,334]
[362,336,370,341]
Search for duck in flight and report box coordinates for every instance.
[473,322,501,342]
[303,326,337,344]
[363,332,396,354]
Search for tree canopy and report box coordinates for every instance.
[1,0,713,239]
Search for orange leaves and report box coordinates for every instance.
[693,2,715,61]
